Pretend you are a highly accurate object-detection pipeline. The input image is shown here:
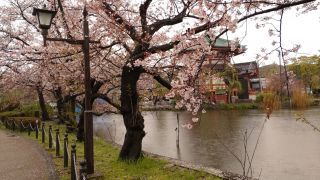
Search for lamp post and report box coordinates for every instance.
[33,5,95,174]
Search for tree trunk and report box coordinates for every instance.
[53,87,67,123]
[228,90,232,104]
[76,79,103,141]
[57,98,66,123]
[69,97,76,123]
[36,86,49,121]
[119,66,145,160]
[76,107,85,141]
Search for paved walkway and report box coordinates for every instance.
[0,130,58,180]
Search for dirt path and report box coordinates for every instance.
[0,130,58,180]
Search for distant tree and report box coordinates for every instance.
[219,66,241,103]
[266,70,296,97]
[311,75,320,90]
[289,55,320,93]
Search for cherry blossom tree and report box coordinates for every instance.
[1,0,319,160]
[0,0,52,120]
[86,0,318,160]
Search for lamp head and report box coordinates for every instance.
[32,5,57,30]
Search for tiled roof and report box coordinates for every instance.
[204,35,247,52]
[234,61,258,74]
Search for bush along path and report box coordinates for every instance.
[0,129,58,180]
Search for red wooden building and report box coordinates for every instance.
[198,38,246,103]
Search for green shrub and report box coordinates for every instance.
[19,102,40,116]
[292,87,311,109]
[19,102,55,117]
[260,92,280,114]
[0,111,24,119]
[255,93,264,103]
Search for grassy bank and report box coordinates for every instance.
[0,120,220,180]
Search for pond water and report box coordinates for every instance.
[93,108,320,180]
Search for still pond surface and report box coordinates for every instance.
[93,108,320,180]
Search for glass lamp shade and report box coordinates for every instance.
[32,8,57,30]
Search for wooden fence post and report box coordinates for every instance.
[49,125,53,149]
[80,160,87,179]
[64,133,69,167]
[28,123,32,136]
[35,121,39,139]
[71,144,77,180]
[55,129,60,157]
[20,120,24,132]
[42,122,45,144]
[12,121,16,131]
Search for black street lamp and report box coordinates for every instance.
[32,5,57,37]
[33,5,95,174]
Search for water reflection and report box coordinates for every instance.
[93,108,320,180]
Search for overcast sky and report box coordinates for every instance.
[230,8,320,66]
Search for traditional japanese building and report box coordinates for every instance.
[234,61,261,101]
[198,38,246,103]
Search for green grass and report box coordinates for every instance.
[0,121,220,180]
[218,103,258,110]
[203,103,258,110]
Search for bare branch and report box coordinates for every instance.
[94,93,121,111]
[139,0,153,34]
[103,2,140,42]
[153,75,172,90]
[148,2,191,35]
[147,41,180,53]
[56,0,73,39]
[216,0,316,38]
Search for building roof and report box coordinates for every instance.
[204,35,247,54]
[234,61,258,75]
